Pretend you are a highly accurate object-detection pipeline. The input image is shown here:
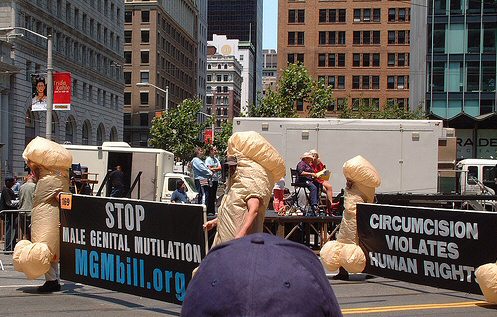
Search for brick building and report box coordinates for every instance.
[278,0,411,115]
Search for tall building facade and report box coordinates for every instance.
[196,0,208,104]
[278,0,411,115]
[0,0,124,177]
[208,0,263,111]
[262,49,278,96]
[206,46,243,129]
[123,0,198,147]
[411,0,497,159]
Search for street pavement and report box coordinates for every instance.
[1,252,497,316]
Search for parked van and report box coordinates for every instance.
[456,159,497,195]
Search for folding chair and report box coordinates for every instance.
[290,168,312,212]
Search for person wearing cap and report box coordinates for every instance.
[1,176,19,251]
[310,149,335,214]
[181,233,343,317]
[191,146,213,206]
[296,152,321,216]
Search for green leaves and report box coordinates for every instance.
[149,98,209,162]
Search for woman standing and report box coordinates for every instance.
[205,145,222,215]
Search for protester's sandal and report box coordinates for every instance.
[37,280,61,293]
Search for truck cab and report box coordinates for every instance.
[456,159,497,195]
[161,173,198,203]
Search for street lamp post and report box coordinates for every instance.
[0,27,54,140]
[136,82,169,112]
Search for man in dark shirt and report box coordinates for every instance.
[1,177,19,251]
[109,165,126,198]
[296,152,321,215]
[171,180,190,204]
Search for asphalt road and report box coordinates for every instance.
[1,255,496,317]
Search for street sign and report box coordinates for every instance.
[60,194,207,304]
[357,203,497,294]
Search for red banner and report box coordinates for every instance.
[53,72,71,110]
[204,129,213,144]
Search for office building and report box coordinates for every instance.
[278,0,411,115]
[208,0,263,111]
[196,0,208,104]
[411,0,497,159]
[262,49,278,96]
[0,0,124,177]
[123,0,198,147]
[206,48,242,130]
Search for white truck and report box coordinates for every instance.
[63,142,197,202]
[232,117,451,195]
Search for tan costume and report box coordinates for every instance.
[13,137,72,279]
[476,262,497,303]
[213,131,285,247]
[321,155,381,273]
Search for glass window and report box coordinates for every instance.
[433,24,446,53]
[338,9,346,22]
[319,31,326,45]
[140,113,148,126]
[353,76,360,89]
[318,54,326,67]
[141,30,149,43]
[466,61,480,92]
[398,30,406,44]
[338,31,346,44]
[483,23,496,53]
[373,53,380,67]
[140,92,148,105]
[124,72,131,84]
[338,76,345,89]
[297,32,304,45]
[482,61,496,92]
[141,51,149,63]
[354,9,361,22]
[353,31,361,44]
[338,53,345,67]
[288,9,296,23]
[388,8,396,22]
[124,51,131,63]
[467,23,481,53]
[140,71,149,83]
[353,53,360,66]
[363,9,371,22]
[373,8,381,22]
[398,8,406,21]
[124,30,132,43]
[363,53,370,66]
[329,31,336,44]
[124,92,131,105]
[362,76,370,89]
[124,10,132,23]
[372,76,380,89]
[328,54,336,67]
[319,9,326,23]
[398,53,406,66]
[373,31,380,44]
[297,9,305,23]
[388,31,396,44]
[328,76,335,88]
[288,32,296,45]
[141,11,150,23]
[363,31,371,44]
[387,76,395,89]
[467,166,478,185]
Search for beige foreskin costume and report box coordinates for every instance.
[212,131,285,247]
[476,262,497,303]
[320,155,381,273]
[13,137,72,279]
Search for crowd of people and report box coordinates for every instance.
[1,174,36,251]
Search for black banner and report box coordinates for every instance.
[59,194,206,304]
[357,203,497,294]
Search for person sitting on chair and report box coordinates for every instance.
[309,149,337,215]
[296,152,321,216]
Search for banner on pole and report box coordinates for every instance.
[31,74,48,111]
[53,72,71,110]
[60,194,207,304]
[204,129,213,144]
[357,203,497,294]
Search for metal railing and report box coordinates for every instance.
[1,209,31,255]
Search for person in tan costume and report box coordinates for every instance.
[320,155,381,278]
[204,131,285,247]
[13,137,72,293]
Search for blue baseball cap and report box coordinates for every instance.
[181,233,342,317]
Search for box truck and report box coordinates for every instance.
[232,118,451,194]
[63,142,197,202]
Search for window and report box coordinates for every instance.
[141,11,150,23]
[372,76,380,89]
[353,53,360,67]
[288,9,305,23]
[373,53,380,67]
[338,53,345,67]
[388,31,396,44]
[124,92,131,105]
[141,30,149,43]
[353,31,361,44]
[319,9,327,23]
[373,31,380,44]
[328,76,335,88]
[124,72,131,84]
[141,51,149,63]
[328,54,336,66]
[124,30,132,43]
[387,76,395,89]
[354,9,361,22]
[398,53,406,66]
[353,76,360,89]
[338,31,346,44]
[124,51,132,63]
[217,75,222,81]
[140,113,148,126]
[373,9,381,22]
[363,53,370,67]
[140,92,148,105]
[337,76,345,89]
[388,53,395,66]
[140,71,149,83]
[338,9,346,22]
[318,54,326,67]
[389,8,396,22]
[362,76,370,89]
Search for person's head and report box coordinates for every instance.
[25,174,35,183]
[181,233,342,317]
[310,149,319,160]
[176,179,186,191]
[35,78,46,95]
[116,165,122,171]
[301,152,314,164]
[5,176,15,188]
[207,145,218,157]
[224,155,238,175]
[194,146,205,158]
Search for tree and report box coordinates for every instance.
[339,99,427,120]
[149,98,210,163]
[308,79,334,118]
[249,89,296,118]
[214,121,233,156]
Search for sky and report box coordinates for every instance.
[263,0,278,50]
